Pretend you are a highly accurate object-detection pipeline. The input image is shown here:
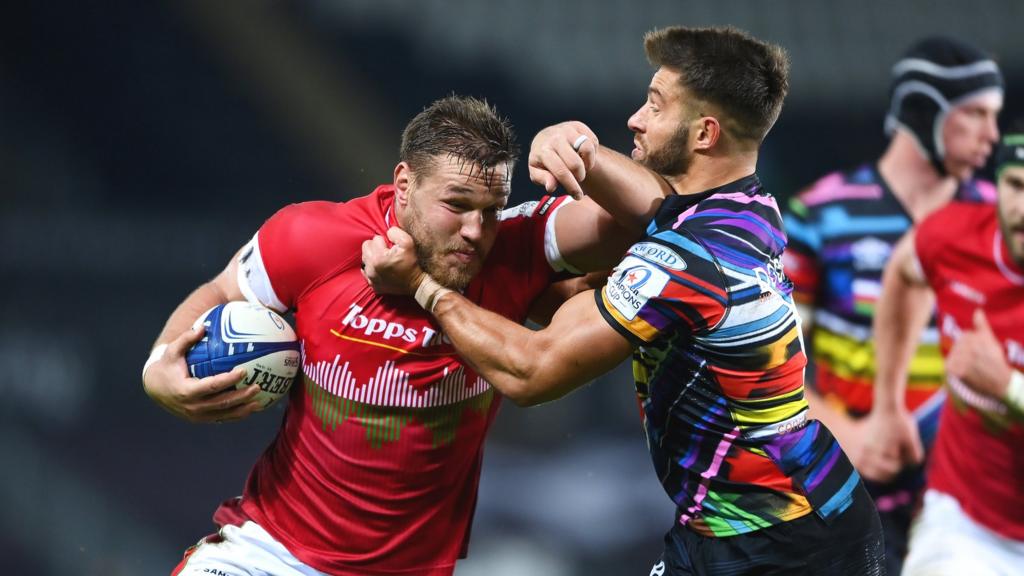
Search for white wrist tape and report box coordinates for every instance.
[1006,370,1024,412]
[143,343,169,379]
[414,275,452,313]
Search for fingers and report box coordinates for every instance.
[361,236,388,280]
[973,308,995,338]
[205,399,265,423]
[906,429,925,466]
[167,323,206,357]
[528,122,599,199]
[195,367,248,397]
[528,166,559,193]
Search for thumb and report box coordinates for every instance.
[386,226,414,249]
[905,416,925,465]
[973,308,992,335]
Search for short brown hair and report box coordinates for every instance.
[400,95,519,182]
[643,26,790,143]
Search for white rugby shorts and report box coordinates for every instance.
[173,521,327,576]
[902,489,1024,576]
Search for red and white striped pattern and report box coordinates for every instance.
[303,354,491,407]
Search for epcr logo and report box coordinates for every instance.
[617,265,654,290]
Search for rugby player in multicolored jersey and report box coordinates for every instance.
[782,36,1002,573]
[865,130,1024,575]
[364,27,884,575]
[141,96,643,576]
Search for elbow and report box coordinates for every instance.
[493,374,549,407]
[502,385,547,407]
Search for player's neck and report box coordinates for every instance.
[666,151,758,196]
[879,133,958,222]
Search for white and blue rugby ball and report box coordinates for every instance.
[186,301,301,408]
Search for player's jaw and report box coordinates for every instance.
[997,166,1024,265]
[422,241,485,290]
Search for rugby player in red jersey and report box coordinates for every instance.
[865,129,1024,575]
[141,96,640,576]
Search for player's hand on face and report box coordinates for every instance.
[143,326,259,423]
[946,309,1013,399]
[858,404,924,483]
[528,121,599,200]
[361,227,425,296]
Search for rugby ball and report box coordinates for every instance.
[186,301,301,408]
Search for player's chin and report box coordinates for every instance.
[432,262,478,291]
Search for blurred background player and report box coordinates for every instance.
[364,26,886,576]
[141,96,640,576]
[865,128,1024,575]
[781,36,1003,573]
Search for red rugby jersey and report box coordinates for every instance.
[222,186,572,575]
[916,201,1024,541]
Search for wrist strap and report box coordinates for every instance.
[143,343,169,379]
[414,275,452,313]
[1006,370,1024,412]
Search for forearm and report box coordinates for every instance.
[430,289,623,406]
[873,271,933,412]
[153,280,233,347]
[583,146,672,231]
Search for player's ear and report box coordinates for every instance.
[694,116,720,151]
[393,162,412,208]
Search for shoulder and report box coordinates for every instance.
[791,165,882,211]
[263,187,389,242]
[919,201,994,238]
[956,178,998,204]
[916,201,995,267]
[683,191,787,257]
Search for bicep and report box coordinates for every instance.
[551,197,639,272]
[210,247,248,304]
[893,230,928,286]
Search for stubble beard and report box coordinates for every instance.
[998,209,1024,267]
[404,202,479,291]
[640,125,692,178]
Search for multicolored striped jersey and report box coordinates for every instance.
[595,174,860,537]
[783,164,996,416]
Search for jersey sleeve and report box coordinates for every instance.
[595,232,728,345]
[478,195,579,319]
[781,194,821,307]
[499,195,580,273]
[238,201,361,312]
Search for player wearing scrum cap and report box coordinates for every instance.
[782,36,1003,574]
[866,128,1024,575]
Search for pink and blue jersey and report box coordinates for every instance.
[596,175,860,537]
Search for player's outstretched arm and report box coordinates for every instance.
[142,250,261,423]
[860,231,929,481]
[362,227,634,405]
[530,122,672,231]
[430,288,634,405]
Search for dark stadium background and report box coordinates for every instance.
[4,2,1022,574]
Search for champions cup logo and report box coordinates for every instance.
[619,265,654,290]
[607,256,671,321]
